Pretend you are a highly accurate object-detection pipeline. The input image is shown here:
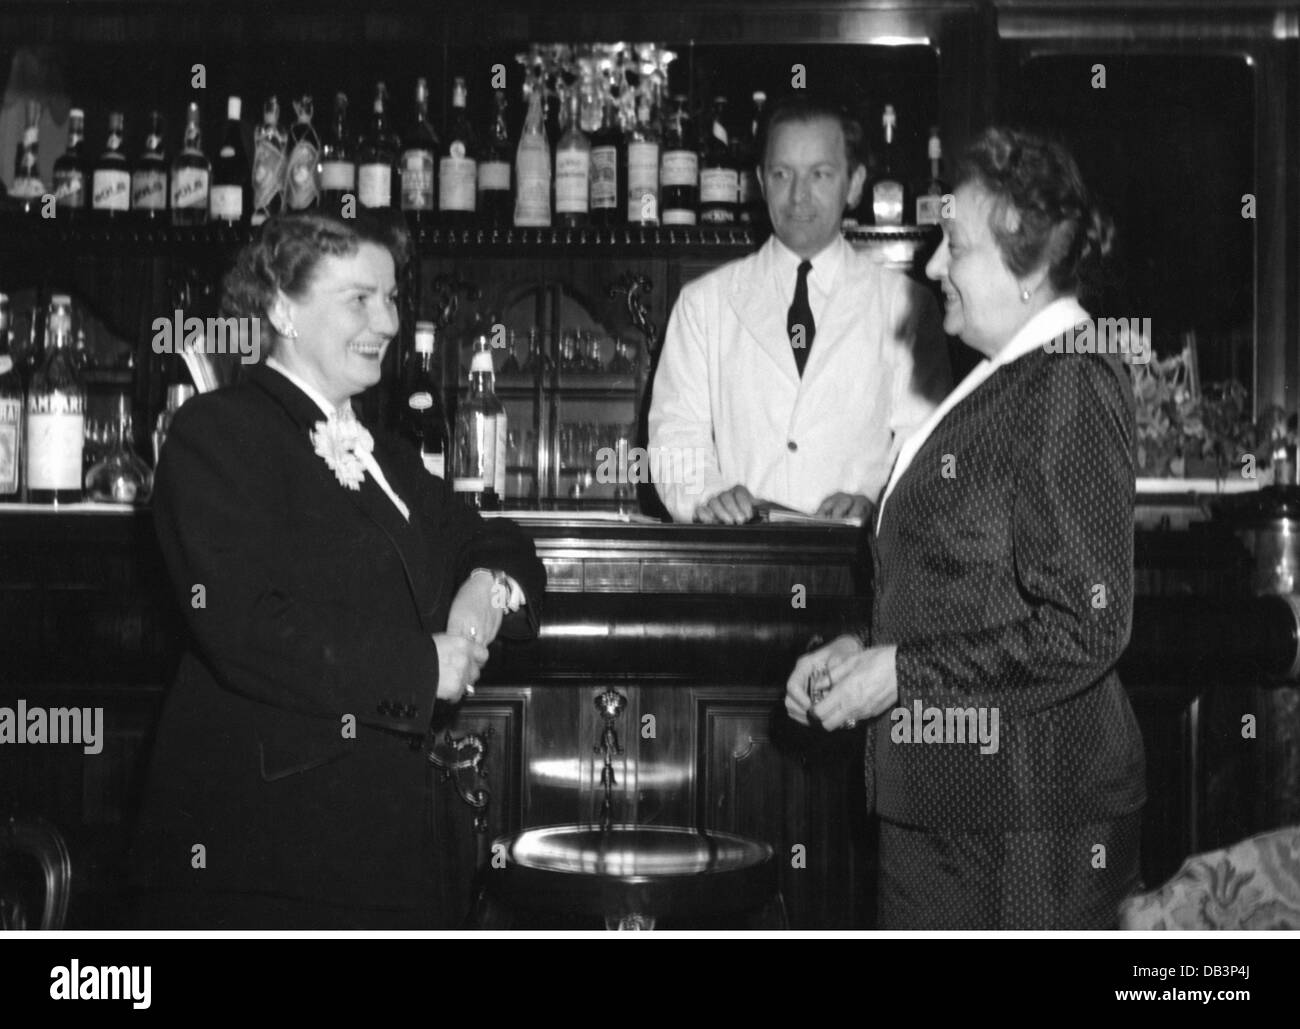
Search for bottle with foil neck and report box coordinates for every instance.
[91,111,131,218]
[439,76,477,226]
[132,110,169,220]
[171,101,210,225]
[252,95,287,225]
[357,82,398,210]
[284,95,321,211]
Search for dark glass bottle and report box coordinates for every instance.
[736,91,766,226]
[868,104,906,227]
[11,100,45,213]
[476,90,512,228]
[91,111,131,219]
[589,93,621,227]
[210,96,250,225]
[131,110,169,220]
[170,101,210,225]
[699,96,737,224]
[438,76,477,227]
[320,92,355,217]
[0,293,22,501]
[400,77,438,222]
[659,95,697,226]
[400,321,452,479]
[625,94,659,226]
[357,82,398,210]
[53,108,90,219]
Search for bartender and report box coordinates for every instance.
[648,95,950,524]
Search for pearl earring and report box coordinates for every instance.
[1020,288,1031,303]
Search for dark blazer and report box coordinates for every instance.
[131,363,545,926]
[866,345,1146,833]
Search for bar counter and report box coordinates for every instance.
[0,506,1287,927]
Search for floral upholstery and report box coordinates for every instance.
[1120,825,1300,929]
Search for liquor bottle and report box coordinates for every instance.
[320,92,355,216]
[399,77,437,223]
[513,87,551,227]
[0,293,21,501]
[251,95,287,226]
[699,96,737,224]
[171,101,210,225]
[25,295,84,505]
[10,100,45,212]
[659,95,698,226]
[52,108,90,219]
[476,89,512,228]
[452,336,505,509]
[915,126,949,226]
[869,104,906,227]
[736,91,766,225]
[131,110,168,220]
[284,95,321,212]
[554,90,590,227]
[210,96,250,224]
[625,94,659,226]
[589,93,620,227]
[90,111,131,218]
[357,82,398,210]
[400,321,451,478]
[438,76,477,227]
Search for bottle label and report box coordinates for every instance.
[91,169,130,210]
[662,208,697,226]
[401,149,434,210]
[358,163,392,207]
[0,398,20,494]
[700,167,738,204]
[478,160,510,192]
[513,144,551,226]
[872,181,904,226]
[494,411,507,497]
[660,150,698,187]
[438,154,477,212]
[321,160,355,191]
[421,451,445,478]
[626,141,659,222]
[916,194,944,225]
[54,169,86,209]
[590,145,617,208]
[555,148,590,213]
[26,410,84,491]
[132,169,168,210]
[172,167,209,209]
[285,140,321,209]
[738,169,759,206]
[209,184,243,220]
[408,391,433,411]
[253,140,286,211]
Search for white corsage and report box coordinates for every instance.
[310,411,374,491]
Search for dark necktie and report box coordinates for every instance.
[787,260,816,376]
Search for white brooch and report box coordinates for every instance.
[310,412,374,491]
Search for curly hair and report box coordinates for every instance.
[954,127,1114,303]
[220,211,411,357]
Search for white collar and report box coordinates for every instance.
[265,357,352,420]
[768,233,848,291]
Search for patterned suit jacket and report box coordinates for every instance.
[866,344,1146,832]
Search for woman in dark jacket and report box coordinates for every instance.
[132,213,544,928]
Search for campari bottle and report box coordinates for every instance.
[25,295,84,505]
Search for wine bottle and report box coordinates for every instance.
[438,76,477,227]
[736,91,766,226]
[357,82,398,210]
[91,111,131,219]
[131,110,168,220]
[659,95,698,226]
[320,92,355,217]
[869,104,906,227]
[915,126,949,226]
[589,92,620,228]
[251,95,287,226]
[25,295,84,505]
[284,95,321,212]
[452,335,505,509]
[170,101,210,225]
[401,321,451,479]
[554,90,590,227]
[0,293,21,501]
[210,96,250,225]
[513,87,551,227]
[476,89,512,228]
[400,77,437,223]
[625,94,659,226]
[52,108,89,219]
[10,100,45,212]
[699,96,737,224]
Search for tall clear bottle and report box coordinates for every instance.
[625,94,659,226]
[438,76,477,227]
[0,294,22,501]
[11,100,45,212]
[452,336,505,509]
[554,90,590,227]
[284,95,321,212]
[53,108,89,219]
[400,321,451,479]
[91,111,131,219]
[251,95,287,226]
[132,110,169,221]
[320,92,355,217]
[513,87,551,227]
[25,295,84,505]
[400,77,438,223]
[476,90,512,227]
[210,96,250,225]
[170,101,210,225]
[357,82,398,210]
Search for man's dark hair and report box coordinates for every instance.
[758,95,865,172]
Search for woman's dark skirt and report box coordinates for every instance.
[877,811,1143,929]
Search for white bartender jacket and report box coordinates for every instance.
[648,235,951,521]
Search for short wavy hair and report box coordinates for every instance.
[221,211,411,357]
[954,127,1114,304]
